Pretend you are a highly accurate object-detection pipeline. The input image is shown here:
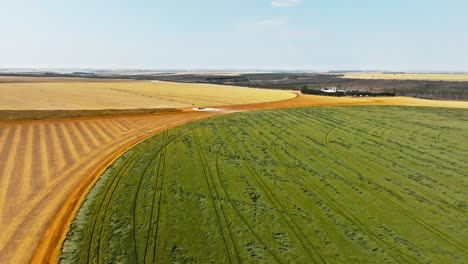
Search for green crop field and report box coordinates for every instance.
[61,106,468,264]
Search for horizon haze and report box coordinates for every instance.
[1,0,467,71]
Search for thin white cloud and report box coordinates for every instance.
[277,28,320,37]
[237,17,288,31]
[271,0,302,7]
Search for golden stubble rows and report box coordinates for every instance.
[0,111,220,264]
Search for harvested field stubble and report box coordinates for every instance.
[0,111,221,264]
[0,81,295,110]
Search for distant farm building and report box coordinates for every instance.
[320,86,337,93]
[319,86,358,93]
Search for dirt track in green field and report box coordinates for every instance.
[61,106,468,263]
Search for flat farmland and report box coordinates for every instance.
[60,106,468,263]
[341,72,468,82]
[0,80,295,110]
[0,111,223,264]
[226,94,468,110]
[1,78,467,264]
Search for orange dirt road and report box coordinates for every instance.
[0,93,467,264]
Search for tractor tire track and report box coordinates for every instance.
[95,140,161,264]
[324,127,336,147]
[276,114,467,256]
[270,130,412,264]
[224,128,325,264]
[86,140,157,264]
[284,110,466,211]
[244,114,418,262]
[151,130,174,263]
[145,131,167,264]
[260,116,413,263]
[214,132,283,263]
[132,137,165,264]
[318,115,468,221]
[191,124,238,264]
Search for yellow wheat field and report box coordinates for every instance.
[341,72,468,82]
[0,80,295,110]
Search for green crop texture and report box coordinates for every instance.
[61,106,468,263]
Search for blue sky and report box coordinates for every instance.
[1,0,467,71]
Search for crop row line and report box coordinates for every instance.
[269,130,412,264]
[191,124,240,264]
[214,129,284,263]
[86,138,159,263]
[132,131,167,264]
[152,130,168,263]
[270,110,464,202]
[223,124,325,264]
[237,115,412,262]
[266,116,467,256]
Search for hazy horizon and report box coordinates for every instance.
[1,0,467,71]
[1,68,468,74]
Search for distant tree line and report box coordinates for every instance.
[300,87,395,97]
[2,72,467,100]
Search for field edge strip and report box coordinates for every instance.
[30,117,205,264]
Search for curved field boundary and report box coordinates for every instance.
[145,131,168,264]
[29,113,218,264]
[135,130,166,264]
[0,92,466,264]
[41,130,155,264]
[34,95,468,264]
[58,106,467,263]
[88,137,158,264]
[0,111,221,264]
